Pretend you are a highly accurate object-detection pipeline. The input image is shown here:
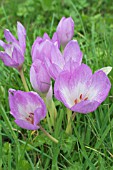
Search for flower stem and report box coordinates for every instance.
[18,67,29,92]
[72,112,76,120]
[66,109,72,134]
[47,99,57,126]
[39,125,58,144]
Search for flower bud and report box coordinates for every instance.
[30,59,51,94]
[56,17,74,47]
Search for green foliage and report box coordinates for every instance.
[0,0,113,169]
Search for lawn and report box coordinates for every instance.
[0,0,113,169]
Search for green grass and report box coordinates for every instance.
[0,0,113,169]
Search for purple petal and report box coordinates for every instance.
[71,100,100,113]
[63,40,83,64]
[42,40,53,57]
[87,70,111,103]
[31,37,43,57]
[52,32,60,48]
[30,60,51,93]
[4,29,18,43]
[32,39,52,62]
[0,51,18,67]
[34,107,46,125]
[32,43,41,62]
[56,17,74,47]
[0,40,9,50]
[12,45,24,66]
[15,119,39,130]
[63,59,80,73]
[54,71,73,108]
[17,21,26,54]
[43,33,50,41]
[56,17,65,31]
[47,45,65,79]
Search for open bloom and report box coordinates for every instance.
[31,32,59,62]
[9,89,46,130]
[30,59,51,93]
[45,40,83,80]
[54,64,111,113]
[56,17,74,47]
[0,22,26,68]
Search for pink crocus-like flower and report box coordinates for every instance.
[54,64,111,114]
[30,59,51,93]
[0,22,26,68]
[45,40,83,80]
[31,32,59,62]
[56,17,74,47]
[9,89,46,130]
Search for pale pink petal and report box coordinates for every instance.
[63,40,83,64]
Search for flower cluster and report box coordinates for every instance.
[0,17,111,141]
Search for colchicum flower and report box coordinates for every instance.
[9,89,46,130]
[56,17,74,47]
[31,32,59,62]
[54,64,111,113]
[0,22,26,68]
[45,40,83,80]
[30,59,51,94]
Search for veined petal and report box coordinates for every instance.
[17,21,26,54]
[63,40,83,64]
